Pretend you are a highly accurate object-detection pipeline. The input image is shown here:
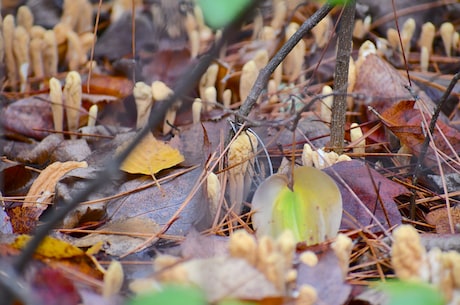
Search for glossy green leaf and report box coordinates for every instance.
[197,0,251,29]
[252,166,342,244]
[376,280,444,305]
[128,285,207,305]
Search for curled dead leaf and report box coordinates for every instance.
[25,161,88,207]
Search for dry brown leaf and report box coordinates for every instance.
[117,132,184,175]
[380,100,460,172]
[8,161,87,233]
[353,53,442,121]
[426,206,460,234]
[25,161,88,207]
[183,257,281,302]
[71,217,161,256]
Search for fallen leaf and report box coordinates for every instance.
[106,167,209,237]
[82,74,134,98]
[141,49,195,87]
[380,100,460,172]
[12,235,85,259]
[54,166,109,229]
[353,53,443,122]
[117,133,184,175]
[0,159,35,196]
[322,160,406,231]
[252,166,342,245]
[180,229,229,259]
[32,267,81,305]
[297,249,351,305]
[7,161,88,233]
[8,205,43,234]
[71,217,161,257]
[0,95,54,139]
[25,161,88,207]
[426,206,460,234]
[185,257,280,302]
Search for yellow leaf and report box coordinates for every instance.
[12,235,85,259]
[252,166,342,245]
[117,133,184,175]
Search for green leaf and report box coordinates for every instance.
[218,300,257,305]
[197,0,251,29]
[377,280,445,305]
[326,0,352,5]
[252,166,342,244]
[128,285,207,305]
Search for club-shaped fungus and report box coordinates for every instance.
[296,285,317,305]
[87,104,98,127]
[49,77,64,133]
[227,131,258,216]
[311,14,331,49]
[42,30,58,77]
[271,0,287,31]
[331,234,352,279]
[199,63,218,102]
[284,23,305,82]
[17,6,34,34]
[420,46,429,72]
[222,89,232,109]
[391,225,427,281]
[440,22,455,57]
[228,230,258,266]
[418,22,435,56]
[13,26,30,92]
[401,18,415,59]
[30,37,44,79]
[204,86,217,112]
[320,85,333,123]
[252,9,263,40]
[192,98,202,124]
[3,15,17,88]
[206,171,221,221]
[63,71,82,139]
[240,60,258,102]
[133,81,154,129]
[350,123,365,155]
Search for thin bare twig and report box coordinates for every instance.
[410,72,460,219]
[232,2,335,139]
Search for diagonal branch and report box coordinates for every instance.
[235,2,335,124]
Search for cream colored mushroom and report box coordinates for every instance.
[227,131,258,216]
[133,81,153,129]
[49,77,64,133]
[63,71,82,139]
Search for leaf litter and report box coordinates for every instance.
[0,1,460,305]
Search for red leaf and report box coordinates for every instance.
[323,160,407,231]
